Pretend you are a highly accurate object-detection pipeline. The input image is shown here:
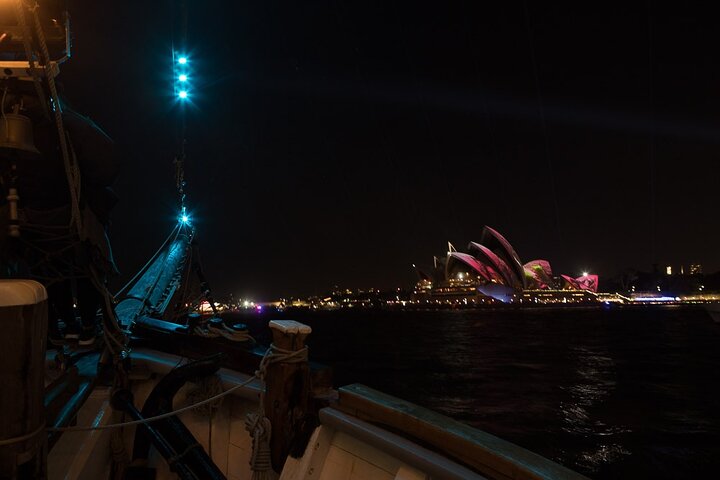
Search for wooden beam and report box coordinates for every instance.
[335,384,588,480]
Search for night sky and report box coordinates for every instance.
[60,1,720,299]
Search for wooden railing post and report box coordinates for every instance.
[0,280,48,480]
[264,320,312,472]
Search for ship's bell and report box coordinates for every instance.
[0,113,41,158]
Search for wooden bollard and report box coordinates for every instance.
[264,320,312,473]
[0,280,48,479]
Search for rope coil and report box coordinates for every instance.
[255,344,309,380]
[244,343,308,479]
[193,322,255,343]
[245,413,274,479]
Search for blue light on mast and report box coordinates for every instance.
[174,52,191,101]
[179,206,191,225]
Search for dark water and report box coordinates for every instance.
[235,306,720,479]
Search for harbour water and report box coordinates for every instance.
[234,306,720,479]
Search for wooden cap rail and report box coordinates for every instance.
[319,407,487,480]
[335,384,588,480]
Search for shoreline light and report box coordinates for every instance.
[178,90,188,99]
[178,74,188,82]
[178,56,188,65]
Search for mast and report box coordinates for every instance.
[173,0,191,226]
[169,2,220,317]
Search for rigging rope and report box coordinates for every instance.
[126,225,185,324]
[29,1,83,236]
[89,264,128,354]
[47,375,257,432]
[173,241,194,319]
[47,344,306,433]
[115,224,182,297]
[1,87,7,136]
[0,422,45,447]
[13,0,50,120]
[14,3,114,352]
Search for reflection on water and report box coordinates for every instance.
[236,306,720,479]
[561,345,631,472]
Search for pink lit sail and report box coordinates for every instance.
[560,274,581,290]
[479,263,505,284]
[524,268,548,289]
[524,260,554,289]
[479,226,527,289]
[575,274,599,292]
[560,274,598,292]
[524,259,553,277]
[468,242,522,289]
[446,252,493,282]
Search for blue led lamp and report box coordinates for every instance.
[179,206,191,225]
[173,53,190,101]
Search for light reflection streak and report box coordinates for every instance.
[560,345,631,471]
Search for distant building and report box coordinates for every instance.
[665,264,704,276]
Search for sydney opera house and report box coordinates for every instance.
[413,226,599,304]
